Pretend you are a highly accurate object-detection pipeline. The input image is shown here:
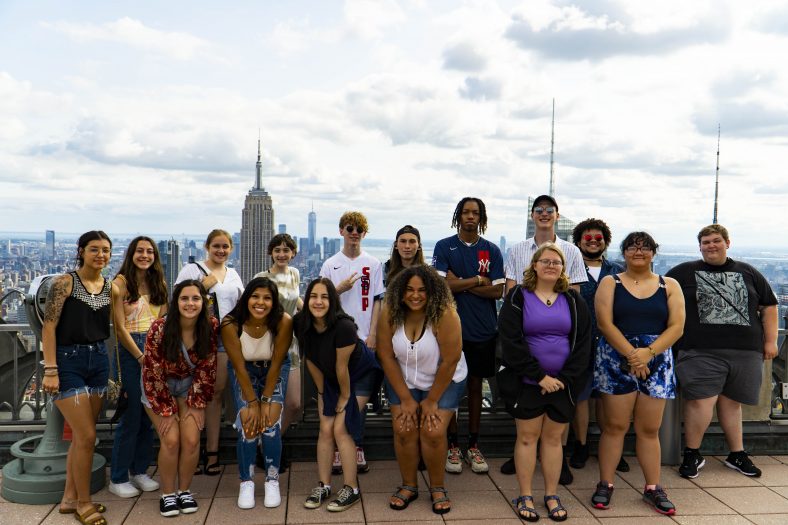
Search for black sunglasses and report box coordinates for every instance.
[344,225,365,234]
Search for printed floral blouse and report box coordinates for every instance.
[142,317,218,417]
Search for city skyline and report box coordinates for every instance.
[1,1,788,246]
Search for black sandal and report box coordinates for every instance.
[389,484,419,510]
[203,449,221,476]
[544,494,568,522]
[513,495,539,522]
[429,486,451,515]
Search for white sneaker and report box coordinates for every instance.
[108,481,141,498]
[131,473,159,492]
[238,480,256,509]
[264,479,281,508]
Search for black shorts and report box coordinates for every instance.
[505,383,574,424]
[463,336,497,379]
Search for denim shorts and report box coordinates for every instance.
[54,342,109,400]
[355,366,383,398]
[141,376,193,408]
[385,377,467,410]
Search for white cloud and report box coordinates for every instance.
[343,0,406,39]
[42,17,226,62]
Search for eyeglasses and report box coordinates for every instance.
[533,206,556,215]
[624,246,653,254]
[537,259,563,267]
[344,225,365,234]
[583,234,604,242]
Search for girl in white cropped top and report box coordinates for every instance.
[221,277,292,510]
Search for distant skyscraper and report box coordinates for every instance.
[499,235,506,256]
[45,230,55,259]
[240,138,275,283]
[158,239,181,297]
[308,204,317,252]
[525,195,575,241]
[278,224,286,234]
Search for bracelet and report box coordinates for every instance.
[317,391,323,396]
[136,354,144,361]
[648,346,656,357]
[44,365,58,370]
[44,370,58,376]
[476,275,482,286]
[245,398,259,405]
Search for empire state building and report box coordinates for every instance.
[239,139,274,283]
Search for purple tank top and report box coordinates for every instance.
[521,290,571,385]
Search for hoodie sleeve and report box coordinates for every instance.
[497,286,548,383]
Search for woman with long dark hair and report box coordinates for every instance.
[108,236,168,498]
[376,265,466,515]
[175,228,243,475]
[498,243,592,522]
[295,278,381,513]
[142,279,218,517]
[41,230,113,525]
[383,225,425,286]
[222,276,292,509]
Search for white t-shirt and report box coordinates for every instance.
[319,250,384,341]
[175,262,244,319]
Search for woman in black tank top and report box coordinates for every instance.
[592,232,685,516]
[41,231,113,525]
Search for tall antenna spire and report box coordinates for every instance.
[255,129,263,190]
[713,124,720,224]
[549,98,556,196]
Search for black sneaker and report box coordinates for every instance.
[569,440,589,469]
[304,483,331,509]
[326,485,360,512]
[678,448,705,479]
[725,451,762,477]
[559,456,573,485]
[159,494,179,517]
[176,490,198,514]
[643,485,676,515]
[500,457,516,475]
[591,481,613,509]
[616,456,630,472]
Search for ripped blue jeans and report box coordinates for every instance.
[228,358,289,482]
[54,342,109,401]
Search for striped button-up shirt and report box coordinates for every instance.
[504,236,588,286]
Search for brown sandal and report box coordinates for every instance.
[59,501,106,515]
[74,503,107,525]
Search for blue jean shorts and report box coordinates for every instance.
[54,342,109,400]
[141,376,193,408]
[385,377,467,410]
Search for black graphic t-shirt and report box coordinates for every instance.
[666,258,777,353]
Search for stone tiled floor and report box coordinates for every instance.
[3,455,788,524]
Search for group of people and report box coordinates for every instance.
[38,194,778,523]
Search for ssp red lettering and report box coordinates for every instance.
[361,267,371,311]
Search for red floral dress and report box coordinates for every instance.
[142,317,218,417]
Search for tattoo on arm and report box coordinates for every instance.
[44,276,70,323]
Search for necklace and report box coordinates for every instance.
[535,291,558,306]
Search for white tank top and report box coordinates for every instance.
[392,323,467,390]
[240,330,274,361]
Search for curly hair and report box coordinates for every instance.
[522,242,570,293]
[222,277,284,338]
[451,197,487,234]
[384,266,455,328]
[572,218,612,246]
[338,211,369,233]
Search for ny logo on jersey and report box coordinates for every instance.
[477,250,491,275]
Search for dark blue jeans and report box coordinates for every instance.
[110,333,155,483]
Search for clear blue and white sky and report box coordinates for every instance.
[1,0,786,247]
